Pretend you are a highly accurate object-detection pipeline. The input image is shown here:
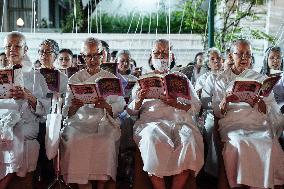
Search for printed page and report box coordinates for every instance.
[69,84,98,104]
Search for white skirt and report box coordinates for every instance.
[222,130,284,188]
[0,122,39,180]
[134,120,204,178]
[60,126,120,184]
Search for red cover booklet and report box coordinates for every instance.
[232,75,281,107]
[40,68,60,92]
[138,73,191,100]
[0,69,13,99]
[69,77,123,104]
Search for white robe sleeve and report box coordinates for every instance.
[62,87,73,118]
[263,92,284,137]
[29,70,50,116]
[212,76,227,118]
[200,74,215,110]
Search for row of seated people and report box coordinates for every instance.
[0,31,283,189]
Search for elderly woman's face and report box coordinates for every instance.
[268,50,282,70]
[208,52,222,71]
[4,35,27,65]
[231,42,252,73]
[38,44,56,67]
[117,54,130,73]
[82,43,102,70]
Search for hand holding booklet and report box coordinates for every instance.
[232,75,281,107]
[138,73,191,100]
[69,77,123,104]
[0,65,24,99]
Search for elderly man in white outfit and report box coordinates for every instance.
[128,39,204,189]
[0,32,49,188]
[60,37,126,189]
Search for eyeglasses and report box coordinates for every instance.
[4,44,24,50]
[233,52,252,59]
[38,50,54,55]
[83,53,102,61]
[59,57,71,61]
[152,51,169,58]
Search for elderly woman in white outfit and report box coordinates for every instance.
[195,47,223,178]
[60,37,126,189]
[0,32,49,188]
[128,39,204,189]
[213,39,284,189]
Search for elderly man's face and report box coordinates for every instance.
[82,43,102,70]
[151,43,170,60]
[4,35,27,65]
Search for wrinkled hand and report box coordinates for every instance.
[94,97,113,116]
[160,95,191,111]
[256,97,266,114]
[134,89,148,110]
[160,95,177,107]
[68,98,84,117]
[225,92,239,103]
[71,98,84,109]
[10,86,26,100]
[10,86,37,109]
[94,97,110,109]
[220,92,239,115]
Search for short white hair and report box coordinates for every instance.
[81,37,103,53]
[4,31,27,48]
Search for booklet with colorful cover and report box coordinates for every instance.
[69,77,123,104]
[100,63,118,75]
[232,75,281,107]
[59,67,79,78]
[138,73,191,99]
[0,65,23,99]
[0,69,13,99]
[40,68,60,92]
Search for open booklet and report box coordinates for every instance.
[69,77,123,104]
[232,75,281,107]
[0,65,24,99]
[60,67,80,78]
[40,68,61,92]
[138,73,191,100]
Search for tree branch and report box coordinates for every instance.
[224,2,254,31]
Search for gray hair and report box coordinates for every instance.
[206,47,221,57]
[230,39,251,53]
[152,39,170,50]
[115,50,131,61]
[4,31,27,48]
[40,39,59,57]
[81,37,103,53]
